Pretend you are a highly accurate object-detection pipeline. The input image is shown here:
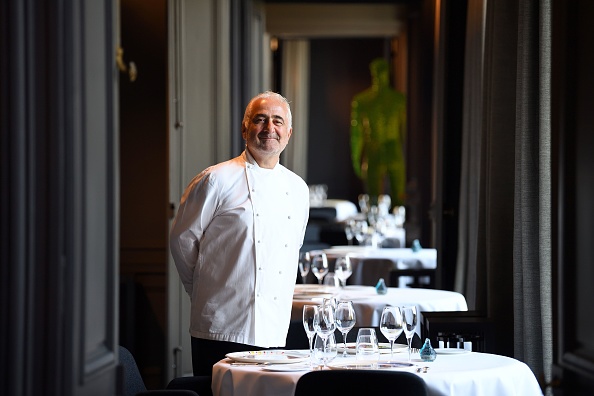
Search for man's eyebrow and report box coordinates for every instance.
[253,113,285,123]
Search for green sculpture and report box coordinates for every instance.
[350,58,406,206]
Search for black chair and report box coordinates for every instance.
[294,369,429,396]
[285,320,310,350]
[118,346,210,396]
[390,268,436,288]
[420,311,496,353]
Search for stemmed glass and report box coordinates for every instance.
[298,252,311,284]
[402,305,418,363]
[353,220,369,246]
[312,333,338,369]
[335,300,356,357]
[334,256,352,287]
[311,252,329,285]
[302,305,318,366]
[312,302,336,367]
[379,306,404,361]
[345,220,355,245]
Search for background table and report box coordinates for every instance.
[322,246,437,287]
[292,285,468,336]
[212,351,543,396]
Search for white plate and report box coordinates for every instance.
[337,342,407,355]
[261,364,311,372]
[226,350,309,364]
[324,246,371,254]
[328,361,415,370]
[434,348,471,355]
[294,285,333,293]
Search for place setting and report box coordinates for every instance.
[300,298,426,372]
[225,350,312,371]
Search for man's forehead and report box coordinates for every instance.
[252,101,287,118]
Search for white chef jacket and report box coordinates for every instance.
[169,150,310,347]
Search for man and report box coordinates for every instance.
[169,91,310,376]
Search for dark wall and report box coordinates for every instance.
[306,38,390,206]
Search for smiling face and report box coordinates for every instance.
[242,93,293,169]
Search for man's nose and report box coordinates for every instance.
[263,119,275,131]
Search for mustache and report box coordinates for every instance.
[257,132,280,140]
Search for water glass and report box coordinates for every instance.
[312,333,338,369]
[355,328,380,363]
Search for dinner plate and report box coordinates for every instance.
[434,348,471,355]
[324,246,371,254]
[294,285,332,293]
[337,342,407,354]
[261,364,311,372]
[293,292,335,301]
[327,361,415,370]
[226,350,309,364]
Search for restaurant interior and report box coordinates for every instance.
[2,0,594,395]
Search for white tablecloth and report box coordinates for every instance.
[292,285,468,336]
[212,351,543,396]
[323,246,437,287]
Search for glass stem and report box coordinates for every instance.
[407,336,412,362]
[390,340,394,361]
[322,337,328,367]
[307,335,314,368]
[342,332,348,357]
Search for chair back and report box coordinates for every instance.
[118,346,147,396]
[294,369,429,396]
[285,320,310,350]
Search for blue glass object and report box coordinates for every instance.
[411,239,422,252]
[375,278,388,295]
[420,338,437,362]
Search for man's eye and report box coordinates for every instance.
[274,120,283,125]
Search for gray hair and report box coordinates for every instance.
[242,91,292,130]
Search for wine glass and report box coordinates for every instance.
[298,252,311,284]
[313,302,336,367]
[334,256,353,287]
[353,220,368,246]
[345,220,355,245]
[302,304,318,366]
[311,253,329,284]
[402,305,418,362]
[379,306,403,361]
[335,300,356,357]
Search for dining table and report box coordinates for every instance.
[211,348,544,396]
[321,246,437,287]
[291,285,468,337]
